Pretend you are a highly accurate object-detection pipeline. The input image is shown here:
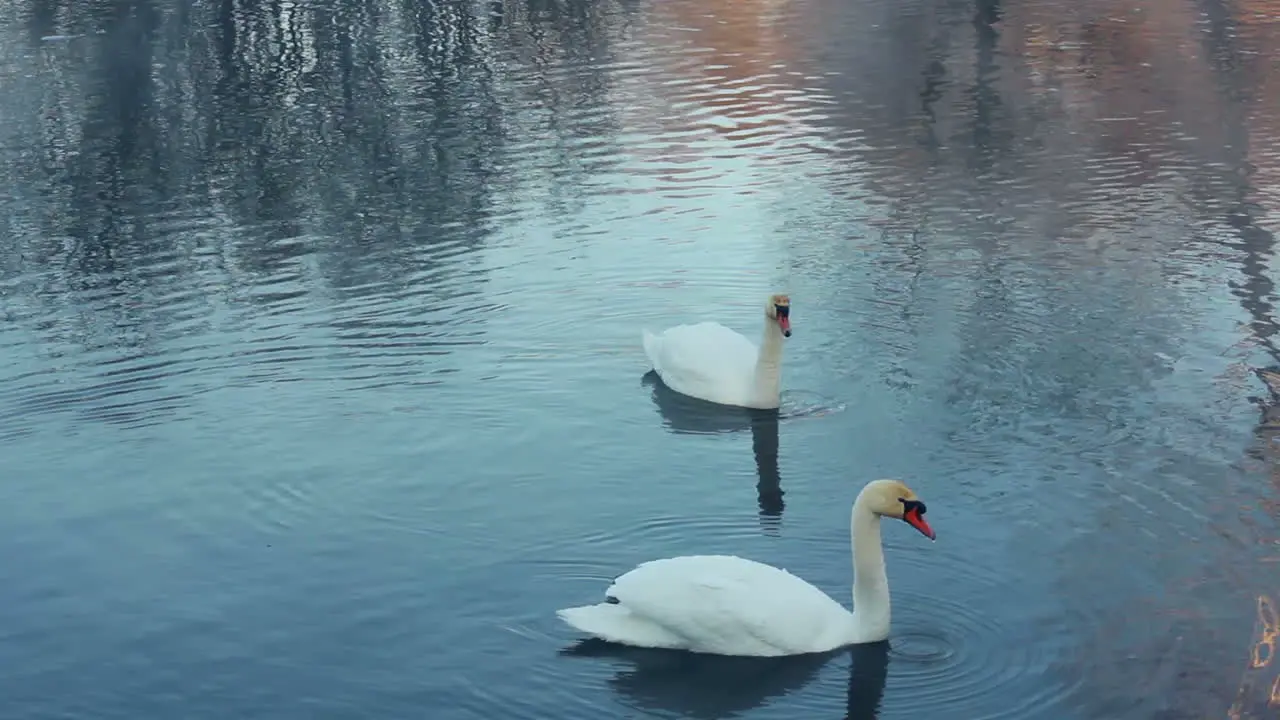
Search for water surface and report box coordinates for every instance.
[2,0,1280,718]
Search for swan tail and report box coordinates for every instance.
[556,603,686,650]
[641,329,662,372]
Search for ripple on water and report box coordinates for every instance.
[553,513,773,564]
[882,545,1084,719]
[521,511,793,607]
[0,352,205,435]
[777,390,847,421]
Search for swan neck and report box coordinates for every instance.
[850,498,891,642]
[753,316,785,399]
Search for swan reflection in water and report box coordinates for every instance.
[642,370,784,531]
[560,638,891,719]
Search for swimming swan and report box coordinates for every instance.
[556,479,936,656]
[642,294,792,409]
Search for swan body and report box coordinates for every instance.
[557,479,936,657]
[642,294,792,409]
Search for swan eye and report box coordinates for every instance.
[899,498,927,515]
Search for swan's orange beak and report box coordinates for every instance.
[904,507,935,540]
[775,305,791,337]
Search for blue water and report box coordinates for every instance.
[2,0,1279,717]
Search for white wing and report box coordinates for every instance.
[643,322,759,406]
[604,555,852,656]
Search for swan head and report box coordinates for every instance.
[859,479,936,541]
[766,294,791,337]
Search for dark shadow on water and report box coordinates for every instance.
[642,370,784,531]
[641,370,777,436]
[844,641,892,720]
[560,639,891,719]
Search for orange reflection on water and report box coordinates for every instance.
[1252,595,1276,669]
[1229,594,1280,718]
[1264,595,1280,706]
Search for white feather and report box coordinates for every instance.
[557,479,935,657]
[642,316,785,409]
[559,555,852,657]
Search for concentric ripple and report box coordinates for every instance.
[879,545,1085,719]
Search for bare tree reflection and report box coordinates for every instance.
[0,0,631,429]
[967,0,1004,174]
[1195,15,1280,715]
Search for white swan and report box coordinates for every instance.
[642,294,792,409]
[556,479,936,657]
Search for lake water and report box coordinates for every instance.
[2,0,1280,717]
